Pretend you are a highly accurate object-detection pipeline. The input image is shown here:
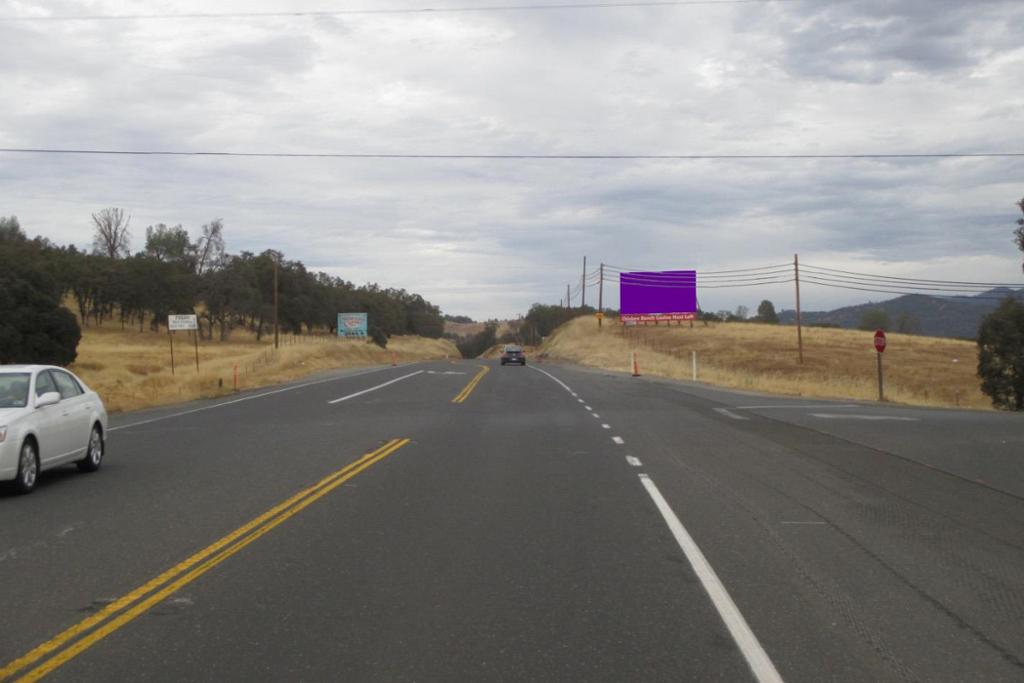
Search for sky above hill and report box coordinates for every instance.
[2,0,1023,319]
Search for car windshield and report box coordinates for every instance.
[506,346,522,352]
[0,373,30,408]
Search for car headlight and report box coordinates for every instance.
[0,426,6,443]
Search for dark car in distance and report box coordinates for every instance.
[500,345,526,366]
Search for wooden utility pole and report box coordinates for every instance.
[581,256,587,308]
[794,253,804,364]
[566,284,570,310]
[273,253,280,350]
[598,263,604,328]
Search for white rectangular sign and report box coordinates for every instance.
[168,314,198,331]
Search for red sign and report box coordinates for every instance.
[620,312,697,324]
[874,329,887,353]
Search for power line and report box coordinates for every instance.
[2,148,1022,160]
[799,272,1013,294]
[801,277,1021,301]
[801,263,1023,289]
[0,1,800,23]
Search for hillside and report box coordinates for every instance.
[71,325,459,413]
[779,288,1024,339]
[541,316,989,410]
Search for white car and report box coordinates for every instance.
[0,365,108,494]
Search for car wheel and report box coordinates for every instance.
[14,440,39,494]
[77,425,104,473]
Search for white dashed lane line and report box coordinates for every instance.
[626,456,642,467]
[714,407,749,421]
[601,423,611,429]
[612,436,625,444]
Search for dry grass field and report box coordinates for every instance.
[541,316,990,410]
[71,325,459,413]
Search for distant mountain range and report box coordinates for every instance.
[778,288,1024,340]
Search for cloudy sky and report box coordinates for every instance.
[2,0,1023,319]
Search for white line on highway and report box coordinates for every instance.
[578,398,585,403]
[714,408,749,421]
[810,413,918,421]
[638,474,783,683]
[110,365,402,432]
[328,371,424,404]
[601,423,611,429]
[733,404,859,410]
[626,456,642,467]
[592,413,600,418]
[612,436,625,444]
[529,365,576,395]
[585,405,592,411]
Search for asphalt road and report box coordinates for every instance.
[2,359,1023,682]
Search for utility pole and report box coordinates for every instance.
[598,263,604,328]
[566,283,571,310]
[794,253,803,364]
[581,256,587,309]
[273,252,280,350]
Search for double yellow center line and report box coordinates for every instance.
[1,438,411,683]
[452,365,489,403]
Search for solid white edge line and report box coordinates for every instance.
[327,370,424,404]
[109,364,402,432]
[529,364,576,396]
[714,408,749,421]
[733,404,860,410]
[810,413,918,421]
[638,474,784,683]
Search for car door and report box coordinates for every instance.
[32,370,70,465]
[50,370,91,462]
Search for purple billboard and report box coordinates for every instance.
[619,270,697,323]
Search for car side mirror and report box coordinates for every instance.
[36,392,61,408]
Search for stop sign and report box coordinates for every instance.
[874,329,887,353]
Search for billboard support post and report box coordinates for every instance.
[692,351,697,381]
[168,327,175,376]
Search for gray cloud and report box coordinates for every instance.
[1,0,1023,319]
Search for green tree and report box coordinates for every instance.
[0,248,81,365]
[756,300,778,324]
[144,224,194,264]
[977,297,1024,410]
[858,309,890,331]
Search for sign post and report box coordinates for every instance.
[169,314,200,374]
[874,329,886,401]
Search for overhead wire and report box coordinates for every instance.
[800,263,1023,289]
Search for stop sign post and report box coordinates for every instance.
[874,329,886,401]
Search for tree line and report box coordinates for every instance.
[0,210,445,365]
